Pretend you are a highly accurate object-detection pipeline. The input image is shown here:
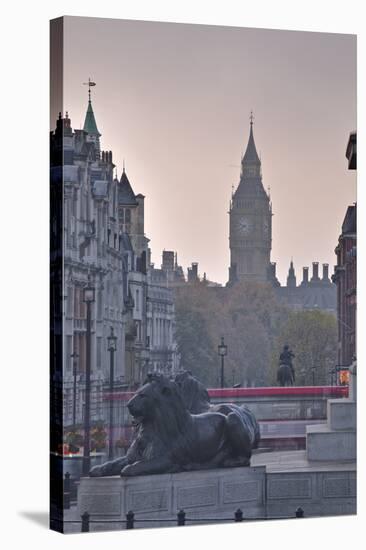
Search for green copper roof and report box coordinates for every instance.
[83,100,101,137]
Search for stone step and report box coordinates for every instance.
[306,424,356,462]
[327,399,356,432]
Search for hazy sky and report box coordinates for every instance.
[58,16,356,285]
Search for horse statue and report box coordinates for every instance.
[277,345,295,386]
[277,363,294,386]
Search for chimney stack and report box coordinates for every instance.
[162,250,175,271]
[322,263,329,282]
[302,267,309,284]
[187,262,199,283]
[311,262,319,282]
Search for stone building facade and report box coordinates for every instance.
[332,131,357,368]
[51,105,127,428]
[51,91,180,431]
[275,261,336,313]
[117,167,180,385]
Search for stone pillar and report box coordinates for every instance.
[348,359,357,401]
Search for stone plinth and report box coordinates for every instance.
[327,399,356,431]
[253,450,356,518]
[71,453,356,532]
[77,466,266,530]
[306,424,356,461]
[306,364,357,462]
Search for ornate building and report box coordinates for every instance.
[51,87,180,433]
[228,116,272,285]
[332,131,357,369]
[227,114,336,314]
[276,261,336,313]
[117,169,180,382]
[50,103,126,428]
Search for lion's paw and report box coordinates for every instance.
[121,464,135,477]
[89,465,102,477]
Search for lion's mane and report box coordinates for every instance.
[129,374,197,465]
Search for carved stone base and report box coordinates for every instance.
[77,466,266,529]
[75,454,356,532]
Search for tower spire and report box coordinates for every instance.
[82,78,101,158]
[83,77,96,103]
[241,110,261,177]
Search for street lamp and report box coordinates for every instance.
[217,336,228,389]
[82,275,95,476]
[70,351,79,428]
[107,326,117,460]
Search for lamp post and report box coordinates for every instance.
[70,351,79,428]
[217,336,228,389]
[107,326,117,460]
[82,275,95,476]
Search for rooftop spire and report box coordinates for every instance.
[83,77,96,103]
[242,111,260,165]
[118,166,138,206]
[287,259,297,288]
[82,78,101,137]
[240,111,261,181]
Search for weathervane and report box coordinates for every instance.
[83,77,96,101]
[250,110,254,126]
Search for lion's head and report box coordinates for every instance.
[127,373,195,461]
[174,370,211,414]
[127,373,181,419]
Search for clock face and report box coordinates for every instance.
[236,216,252,236]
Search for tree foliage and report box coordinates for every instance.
[270,310,337,386]
[174,282,337,387]
[174,281,288,387]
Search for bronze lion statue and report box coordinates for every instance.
[174,370,260,448]
[89,373,259,477]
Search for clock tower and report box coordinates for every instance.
[228,115,272,284]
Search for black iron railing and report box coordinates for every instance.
[61,507,305,532]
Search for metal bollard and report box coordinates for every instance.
[126,510,135,529]
[64,472,70,510]
[235,508,243,522]
[295,507,304,518]
[81,511,90,532]
[177,509,186,526]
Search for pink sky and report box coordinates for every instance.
[57,17,356,285]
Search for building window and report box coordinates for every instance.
[135,289,140,312]
[125,209,131,223]
[96,337,102,370]
[135,321,142,342]
[65,335,72,372]
[97,288,103,320]
[66,286,73,317]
